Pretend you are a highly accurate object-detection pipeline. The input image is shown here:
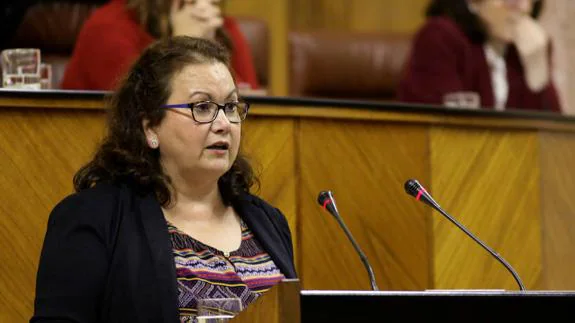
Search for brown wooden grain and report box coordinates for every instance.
[297,119,430,291]
[0,108,106,321]
[539,132,575,289]
[430,128,541,290]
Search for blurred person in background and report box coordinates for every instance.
[61,0,259,91]
[397,0,561,113]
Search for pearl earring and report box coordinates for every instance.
[150,137,158,148]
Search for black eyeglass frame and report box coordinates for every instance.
[162,100,250,124]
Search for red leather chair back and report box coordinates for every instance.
[289,31,413,100]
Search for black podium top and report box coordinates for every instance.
[301,290,575,322]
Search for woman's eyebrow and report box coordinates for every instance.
[226,89,239,100]
[187,90,238,101]
[187,91,213,101]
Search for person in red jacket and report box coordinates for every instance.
[397,0,561,113]
[61,0,259,91]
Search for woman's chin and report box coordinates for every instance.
[201,160,233,176]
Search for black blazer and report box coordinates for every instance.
[30,183,297,323]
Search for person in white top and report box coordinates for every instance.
[399,0,561,113]
[468,0,551,110]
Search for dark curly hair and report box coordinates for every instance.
[73,36,257,206]
[426,0,544,44]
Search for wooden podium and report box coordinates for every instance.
[232,280,575,322]
[3,91,575,321]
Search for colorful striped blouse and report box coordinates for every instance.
[167,220,285,322]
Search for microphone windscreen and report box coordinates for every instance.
[317,191,331,206]
[404,179,421,197]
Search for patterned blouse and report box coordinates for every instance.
[167,220,285,322]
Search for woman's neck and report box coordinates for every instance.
[164,171,227,221]
[173,179,221,204]
[487,38,509,57]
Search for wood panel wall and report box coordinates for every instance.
[0,108,106,322]
[225,0,289,96]
[298,120,430,291]
[2,96,575,321]
[430,128,541,290]
[289,0,428,33]
[540,132,575,289]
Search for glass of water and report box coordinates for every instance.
[196,297,243,323]
[1,48,41,90]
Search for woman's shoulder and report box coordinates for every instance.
[56,182,122,206]
[239,193,280,211]
[423,16,462,31]
[414,16,471,45]
[79,0,143,35]
[48,183,132,226]
[237,193,287,221]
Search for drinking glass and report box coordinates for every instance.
[196,297,243,323]
[1,48,41,89]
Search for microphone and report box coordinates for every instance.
[317,190,379,291]
[404,179,526,291]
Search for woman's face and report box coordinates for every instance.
[472,0,534,42]
[145,61,241,182]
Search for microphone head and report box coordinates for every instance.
[317,190,331,206]
[404,179,441,209]
[404,179,422,198]
[317,190,339,217]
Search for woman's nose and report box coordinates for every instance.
[211,109,232,132]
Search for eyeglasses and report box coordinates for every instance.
[163,100,249,124]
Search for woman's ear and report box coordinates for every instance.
[142,119,160,149]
